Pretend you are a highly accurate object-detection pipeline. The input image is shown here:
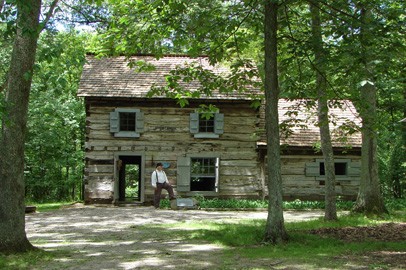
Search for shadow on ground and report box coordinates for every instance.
[26,206,324,269]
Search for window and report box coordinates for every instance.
[177,156,219,193]
[119,112,136,131]
[198,115,215,133]
[319,162,347,176]
[305,159,360,180]
[191,158,217,191]
[110,108,144,137]
[190,112,224,138]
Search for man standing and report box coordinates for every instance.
[151,162,175,209]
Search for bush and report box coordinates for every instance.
[161,197,405,211]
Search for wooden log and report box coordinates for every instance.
[25,205,37,213]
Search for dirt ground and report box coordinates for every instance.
[25,205,405,270]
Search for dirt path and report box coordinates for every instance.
[25,206,324,269]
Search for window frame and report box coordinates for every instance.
[110,108,144,138]
[305,158,360,181]
[177,154,220,195]
[190,157,218,192]
[190,111,224,139]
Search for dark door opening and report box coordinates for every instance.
[118,155,142,202]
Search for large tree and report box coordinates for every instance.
[309,1,337,221]
[263,0,288,242]
[0,0,59,253]
[352,2,387,215]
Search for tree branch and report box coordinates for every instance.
[0,0,4,13]
[211,1,259,61]
[308,0,359,21]
[42,0,60,30]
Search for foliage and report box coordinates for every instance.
[24,201,77,212]
[1,0,403,209]
[24,30,87,202]
[160,197,405,212]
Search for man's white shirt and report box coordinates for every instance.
[151,170,168,188]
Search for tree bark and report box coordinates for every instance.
[309,2,337,221]
[263,0,288,244]
[352,4,387,215]
[0,0,42,253]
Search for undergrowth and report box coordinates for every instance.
[160,197,405,211]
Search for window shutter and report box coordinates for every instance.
[348,161,361,176]
[214,113,224,135]
[177,156,191,192]
[190,112,199,134]
[305,162,320,176]
[110,111,119,133]
[136,111,144,133]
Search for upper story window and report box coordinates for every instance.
[190,111,224,138]
[199,115,215,133]
[119,112,136,131]
[110,108,144,138]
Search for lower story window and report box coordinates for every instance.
[319,162,347,176]
[191,158,216,191]
[305,158,360,181]
[176,156,219,192]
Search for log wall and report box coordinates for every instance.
[83,98,261,203]
[270,155,360,201]
[83,97,361,204]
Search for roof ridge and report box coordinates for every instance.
[85,53,209,58]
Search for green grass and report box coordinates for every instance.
[4,204,405,269]
[25,201,79,212]
[0,249,60,270]
[146,212,406,269]
[160,197,406,212]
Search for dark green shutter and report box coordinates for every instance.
[348,161,361,176]
[305,162,320,176]
[136,111,144,133]
[110,111,119,133]
[214,113,224,134]
[190,112,199,134]
[177,156,191,191]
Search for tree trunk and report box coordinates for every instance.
[392,72,406,198]
[309,2,337,221]
[353,82,387,214]
[353,4,387,215]
[263,0,288,244]
[0,0,41,253]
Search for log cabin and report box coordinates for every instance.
[77,55,362,204]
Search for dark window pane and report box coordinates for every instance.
[191,158,216,191]
[320,162,347,176]
[120,112,136,131]
[199,114,214,133]
[191,177,216,191]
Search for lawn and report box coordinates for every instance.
[1,201,404,269]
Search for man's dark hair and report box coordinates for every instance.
[156,162,163,168]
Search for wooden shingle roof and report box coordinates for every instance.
[78,55,258,100]
[258,99,362,148]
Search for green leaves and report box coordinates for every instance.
[24,31,87,202]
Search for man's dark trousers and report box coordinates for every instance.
[154,182,175,208]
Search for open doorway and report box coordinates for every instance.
[117,155,143,202]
